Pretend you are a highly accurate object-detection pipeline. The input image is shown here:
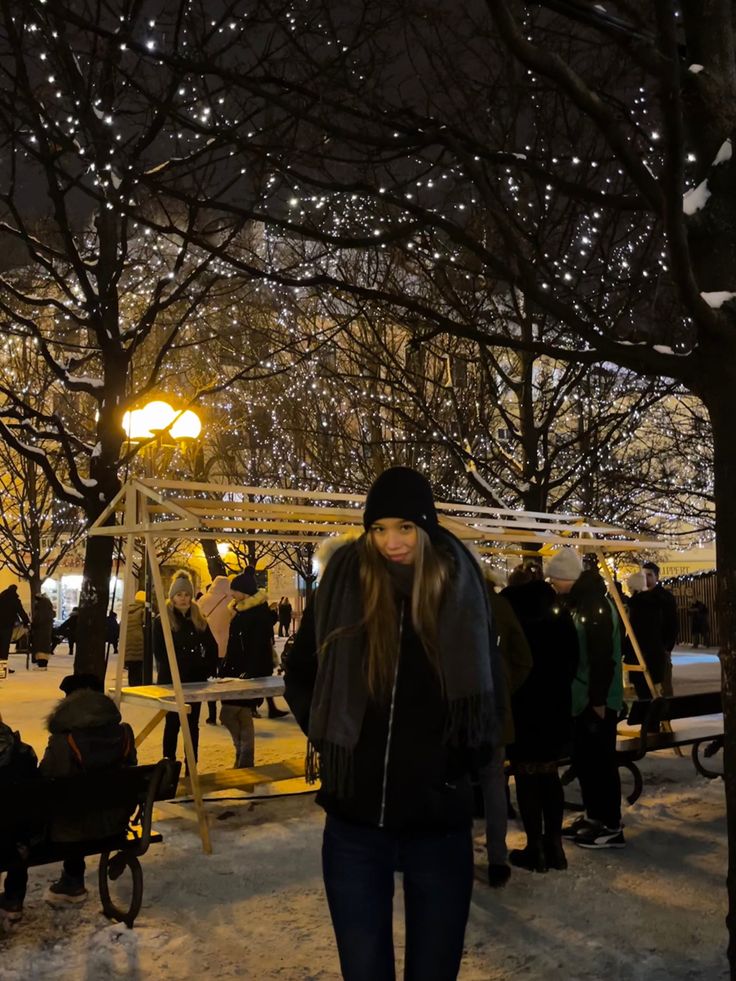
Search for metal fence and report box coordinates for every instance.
[662,571,719,648]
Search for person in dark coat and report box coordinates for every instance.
[689,599,710,648]
[53,606,78,657]
[642,561,678,695]
[39,674,137,904]
[501,572,578,873]
[0,715,38,923]
[124,592,146,686]
[479,573,533,887]
[0,585,29,671]
[219,567,279,766]
[284,467,504,981]
[31,594,55,670]
[153,570,218,764]
[105,611,120,655]
[278,596,293,637]
[623,572,666,699]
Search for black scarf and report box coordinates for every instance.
[307,529,504,795]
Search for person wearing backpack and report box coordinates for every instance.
[39,674,137,905]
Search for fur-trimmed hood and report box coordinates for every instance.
[228,588,269,614]
[315,530,363,576]
[47,689,121,734]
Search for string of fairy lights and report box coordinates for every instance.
[0,2,716,575]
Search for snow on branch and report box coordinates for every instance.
[683,180,710,215]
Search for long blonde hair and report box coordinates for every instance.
[165,599,208,633]
[359,528,450,699]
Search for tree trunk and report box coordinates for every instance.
[74,532,115,679]
[704,383,736,975]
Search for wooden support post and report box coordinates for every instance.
[113,487,139,705]
[144,519,212,854]
[593,548,657,699]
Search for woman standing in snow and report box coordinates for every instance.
[153,570,218,764]
[285,467,503,981]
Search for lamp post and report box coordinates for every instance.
[122,399,202,683]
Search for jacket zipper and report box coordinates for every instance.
[379,604,404,828]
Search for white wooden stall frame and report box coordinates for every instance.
[90,477,668,852]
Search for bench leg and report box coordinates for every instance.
[621,761,643,805]
[98,851,143,928]
[692,737,724,780]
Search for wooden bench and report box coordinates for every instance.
[614,691,723,803]
[0,758,180,927]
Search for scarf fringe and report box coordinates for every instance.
[305,739,354,797]
[444,690,498,749]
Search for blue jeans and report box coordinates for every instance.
[322,815,473,981]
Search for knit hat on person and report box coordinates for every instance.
[545,548,583,582]
[134,590,146,604]
[230,566,258,596]
[363,466,439,539]
[168,570,194,600]
[627,572,646,594]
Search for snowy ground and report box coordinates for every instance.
[0,646,728,980]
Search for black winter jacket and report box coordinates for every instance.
[285,598,477,832]
[220,591,276,707]
[624,589,668,684]
[39,689,137,841]
[154,607,218,684]
[0,587,29,630]
[0,723,38,852]
[650,584,679,652]
[502,580,578,761]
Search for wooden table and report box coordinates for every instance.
[113,675,300,852]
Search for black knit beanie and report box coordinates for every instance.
[363,466,440,539]
[231,566,258,596]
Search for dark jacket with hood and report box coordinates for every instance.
[39,689,137,841]
[502,580,578,760]
[0,586,29,630]
[220,590,276,707]
[153,606,218,684]
[561,570,623,716]
[0,723,37,785]
[0,723,38,858]
[285,538,497,833]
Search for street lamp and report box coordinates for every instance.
[123,400,202,444]
[122,398,203,683]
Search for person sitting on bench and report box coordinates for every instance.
[39,673,137,905]
[0,714,38,925]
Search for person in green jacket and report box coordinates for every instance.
[547,548,625,851]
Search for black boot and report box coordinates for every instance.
[543,834,568,870]
[509,840,548,873]
[267,697,288,719]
